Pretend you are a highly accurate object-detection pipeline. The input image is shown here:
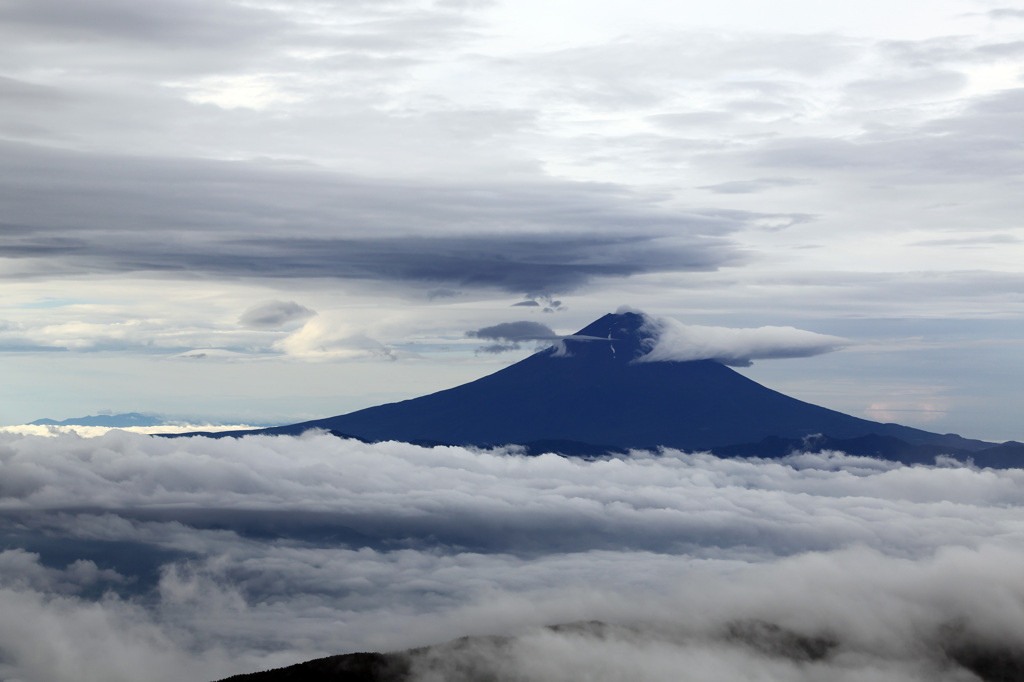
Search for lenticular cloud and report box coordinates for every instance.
[0,430,1022,682]
[636,314,848,366]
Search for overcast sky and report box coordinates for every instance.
[1,0,1022,440]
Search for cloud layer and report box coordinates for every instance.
[1,431,1023,681]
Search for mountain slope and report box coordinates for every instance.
[215,620,1024,682]
[259,312,989,453]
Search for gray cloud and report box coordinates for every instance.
[844,69,968,103]
[526,34,859,103]
[975,40,1024,58]
[466,320,562,353]
[988,9,1024,21]
[0,548,126,595]
[0,0,477,79]
[0,75,66,105]
[237,301,316,330]
[648,110,735,129]
[698,177,813,195]
[467,321,560,341]
[222,234,731,296]
[0,0,281,46]
[912,234,1022,247]
[0,142,743,297]
[749,87,1024,181]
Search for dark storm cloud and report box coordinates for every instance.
[212,234,731,295]
[0,142,744,296]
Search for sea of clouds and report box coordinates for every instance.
[1,430,1023,681]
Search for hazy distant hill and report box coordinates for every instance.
[30,412,164,427]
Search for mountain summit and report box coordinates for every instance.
[238,311,997,459]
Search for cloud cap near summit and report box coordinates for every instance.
[634,313,849,367]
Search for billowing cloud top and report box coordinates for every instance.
[636,314,849,366]
[1,430,1024,682]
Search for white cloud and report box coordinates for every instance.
[636,314,849,366]
[0,431,1022,680]
[273,315,398,361]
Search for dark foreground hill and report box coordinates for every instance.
[186,312,1021,466]
[214,620,1024,682]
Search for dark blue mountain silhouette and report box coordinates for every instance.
[199,312,1010,463]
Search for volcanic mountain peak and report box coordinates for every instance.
[186,310,1012,464]
[554,310,651,363]
[553,309,852,372]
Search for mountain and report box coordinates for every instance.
[194,311,1016,463]
[214,620,1023,682]
[30,412,164,428]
